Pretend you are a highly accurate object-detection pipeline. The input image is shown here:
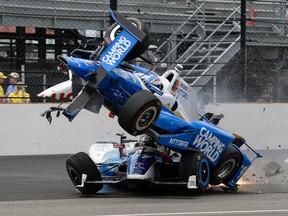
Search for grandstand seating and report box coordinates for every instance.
[1,0,287,88]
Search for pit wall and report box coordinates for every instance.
[0,103,285,156]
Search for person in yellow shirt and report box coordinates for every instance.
[7,82,31,104]
[0,72,7,103]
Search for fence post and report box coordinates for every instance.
[43,74,47,103]
[16,27,26,71]
[110,0,118,25]
[240,0,247,101]
[21,65,25,103]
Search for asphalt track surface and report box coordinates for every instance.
[0,151,288,216]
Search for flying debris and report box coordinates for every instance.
[263,161,284,177]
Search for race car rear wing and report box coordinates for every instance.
[109,9,146,42]
[99,9,146,73]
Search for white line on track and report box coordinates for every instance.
[99,209,288,216]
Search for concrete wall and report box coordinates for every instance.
[0,104,131,156]
[0,103,286,155]
[205,103,287,151]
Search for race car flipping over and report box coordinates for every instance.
[39,9,262,193]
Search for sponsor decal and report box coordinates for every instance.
[171,79,180,92]
[171,79,188,100]
[113,143,125,149]
[169,138,189,148]
[111,88,125,100]
[177,88,188,100]
[180,82,188,91]
[102,36,131,66]
[236,165,248,180]
[51,92,72,100]
[192,127,225,162]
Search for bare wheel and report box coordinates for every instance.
[134,106,159,132]
[118,90,161,135]
[210,145,242,185]
[217,158,237,180]
[66,152,103,194]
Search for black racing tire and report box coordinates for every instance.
[118,90,161,136]
[104,17,150,61]
[179,152,210,192]
[210,145,242,185]
[66,152,103,194]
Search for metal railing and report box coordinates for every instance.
[0,0,288,103]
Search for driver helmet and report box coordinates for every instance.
[137,135,156,148]
[146,74,161,89]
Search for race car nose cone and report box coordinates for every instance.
[37,93,45,98]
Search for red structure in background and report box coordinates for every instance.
[246,3,257,27]
[0,26,54,35]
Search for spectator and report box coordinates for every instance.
[246,2,257,27]
[139,45,159,71]
[7,82,30,104]
[186,0,192,6]
[257,82,274,103]
[5,72,20,101]
[286,5,288,24]
[0,72,7,103]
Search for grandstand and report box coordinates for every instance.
[0,0,287,102]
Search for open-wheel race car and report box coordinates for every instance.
[39,9,262,193]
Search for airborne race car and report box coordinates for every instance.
[39,9,262,194]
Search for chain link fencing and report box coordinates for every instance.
[0,0,287,103]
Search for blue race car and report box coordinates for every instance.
[39,9,262,193]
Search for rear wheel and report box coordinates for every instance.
[210,145,242,185]
[66,152,103,194]
[118,90,161,135]
[179,152,210,191]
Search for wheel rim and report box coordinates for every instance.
[217,158,236,180]
[135,106,158,131]
[110,25,121,41]
[67,166,81,186]
[199,158,210,186]
[110,22,138,42]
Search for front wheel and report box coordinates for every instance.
[66,152,103,194]
[118,90,161,136]
[179,152,210,192]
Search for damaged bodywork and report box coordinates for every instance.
[39,9,262,193]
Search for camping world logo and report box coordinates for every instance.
[102,36,131,66]
[192,127,225,162]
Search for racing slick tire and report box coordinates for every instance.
[210,145,242,185]
[66,152,103,194]
[118,90,161,136]
[179,152,210,192]
[104,17,150,61]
